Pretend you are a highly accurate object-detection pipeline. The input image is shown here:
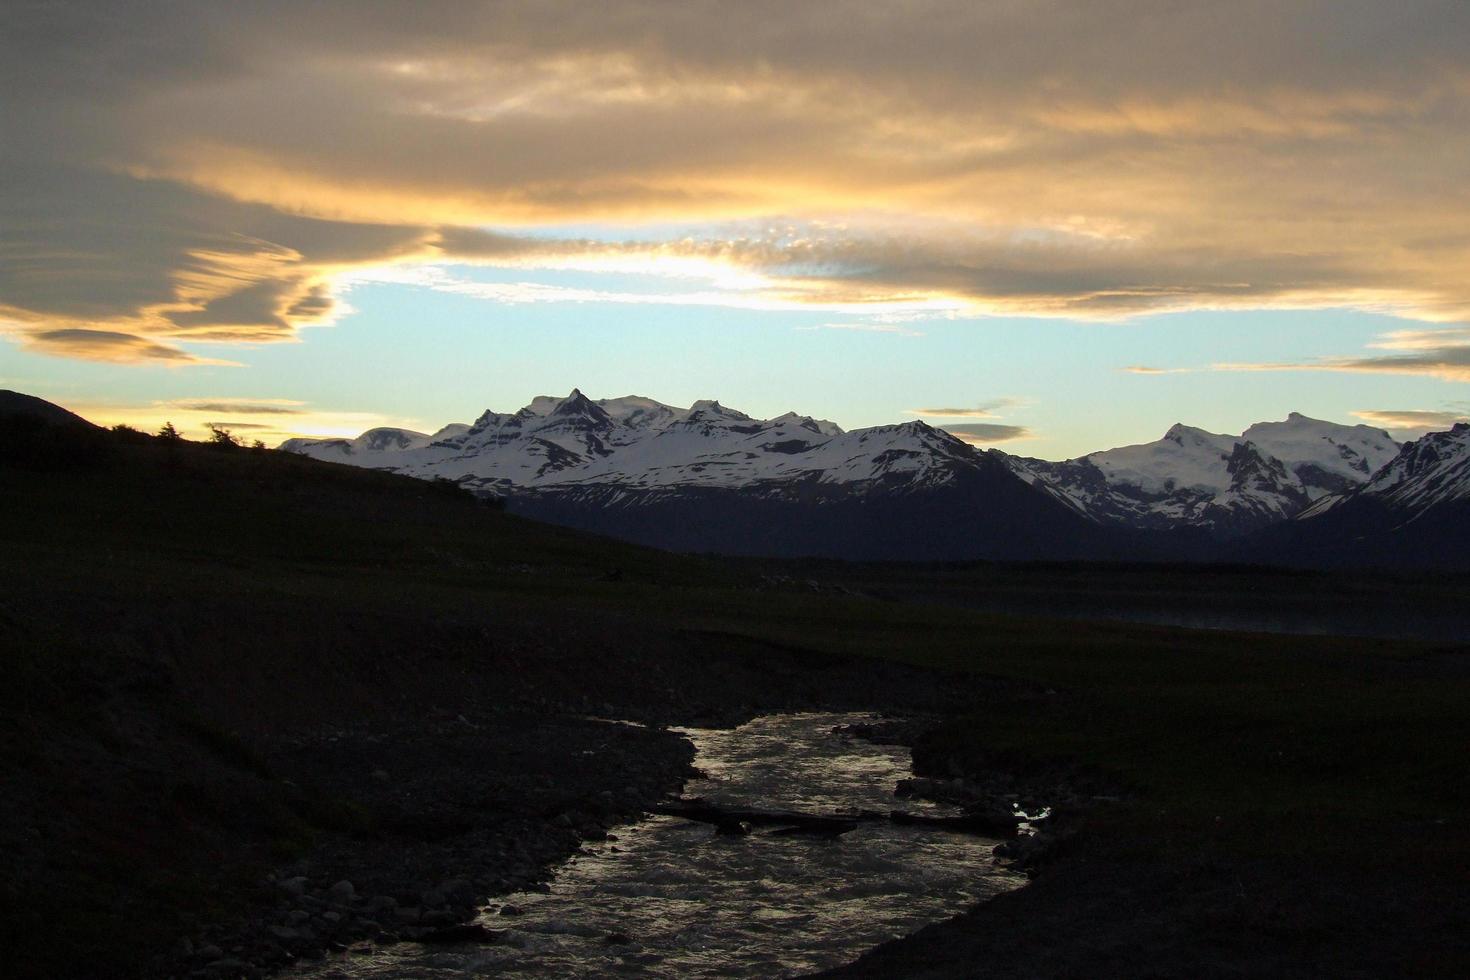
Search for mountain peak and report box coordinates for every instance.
[1162,422,1213,442]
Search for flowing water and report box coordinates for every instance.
[297,712,1022,978]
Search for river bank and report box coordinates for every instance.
[6,428,1466,978]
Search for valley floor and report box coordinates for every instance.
[3,434,1467,978]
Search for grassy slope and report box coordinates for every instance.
[2,426,1467,972]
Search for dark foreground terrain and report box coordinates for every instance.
[2,412,1467,977]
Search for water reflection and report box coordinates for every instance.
[296,713,1021,978]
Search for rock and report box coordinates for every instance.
[371,769,390,781]
[327,879,356,904]
[604,931,633,945]
[268,925,299,941]
[277,876,309,897]
[498,905,524,916]
[394,906,421,923]
[420,888,447,908]
[439,878,473,900]
[196,944,224,960]
[415,923,500,944]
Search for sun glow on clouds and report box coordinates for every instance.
[1212,327,1470,382]
[4,1,1470,372]
[75,397,422,444]
[1351,409,1469,435]
[342,255,969,320]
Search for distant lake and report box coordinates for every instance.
[907,593,1470,644]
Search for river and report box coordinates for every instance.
[293,712,1022,978]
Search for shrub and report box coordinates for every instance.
[206,425,240,451]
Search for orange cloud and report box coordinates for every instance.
[5,2,1470,363]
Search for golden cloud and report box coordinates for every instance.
[907,399,1024,418]
[4,2,1470,362]
[1351,409,1469,432]
[1213,327,1470,382]
[940,423,1033,445]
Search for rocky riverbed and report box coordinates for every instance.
[279,713,1025,979]
[155,712,698,978]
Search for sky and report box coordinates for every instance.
[3,1,1470,458]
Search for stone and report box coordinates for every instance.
[439,878,473,900]
[420,888,447,908]
[327,880,356,904]
[278,876,309,897]
[205,958,247,972]
[416,923,499,944]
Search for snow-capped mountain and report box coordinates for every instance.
[279,393,1424,555]
[279,390,1111,560]
[1243,423,1470,569]
[1348,422,1470,513]
[282,389,970,497]
[1006,413,1401,536]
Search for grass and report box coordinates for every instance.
[6,432,1466,844]
[1,424,1467,974]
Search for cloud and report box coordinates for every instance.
[0,164,435,362]
[1351,409,1469,433]
[1212,327,1470,381]
[938,423,1033,444]
[797,321,926,337]
[6,3,1470,362]
[1121,365,1192,375]
[11,327,236,366]
[908,398,1024,418]
[159,398,308,415]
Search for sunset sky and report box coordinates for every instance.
[4,1,1470,457]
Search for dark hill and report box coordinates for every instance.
[0,388,97,428]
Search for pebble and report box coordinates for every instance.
[278,876,309,897]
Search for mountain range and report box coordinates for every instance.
[277,390,1470,567]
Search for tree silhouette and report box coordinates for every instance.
[156,421,183,442]
[206,425,240,450]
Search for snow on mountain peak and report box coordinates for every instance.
[1355,423,1470,512]
[1007,412,1408,536]
[1240,414,1400,492]
[279,391,962,493]
[276,395,1450,540]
